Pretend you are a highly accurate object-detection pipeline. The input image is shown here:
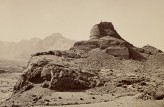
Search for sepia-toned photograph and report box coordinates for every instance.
[0,0,164,107]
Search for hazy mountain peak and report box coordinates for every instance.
[44,33,64,41]
[0,33,75,60]
[30,37,41,42]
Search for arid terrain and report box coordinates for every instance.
[0,59,26,102]
[0,22,164,107]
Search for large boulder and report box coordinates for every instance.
[49,65,98,91]
[13,56,100,93]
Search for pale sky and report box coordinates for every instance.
[0,0,164,50]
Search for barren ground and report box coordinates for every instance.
[0,72,164,107]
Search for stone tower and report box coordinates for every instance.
[90,24,100,39]
[90,22,123,40]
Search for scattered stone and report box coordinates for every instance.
[92,97,96,99]
[80,98,83,100]
[41,80,49,88]
[58,97,62,99]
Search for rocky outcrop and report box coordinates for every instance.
[12,21,163,95]
[13,57,100,93]
[142,45,163,55]
[48,65,99,91]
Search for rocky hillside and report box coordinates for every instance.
[0,33,75,60]
[1,22,164,107]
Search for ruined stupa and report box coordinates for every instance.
[90,22,123,40]
[72,21,143,59]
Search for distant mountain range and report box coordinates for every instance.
[0,33,76,60]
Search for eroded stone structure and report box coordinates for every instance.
[90,22,122,40]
